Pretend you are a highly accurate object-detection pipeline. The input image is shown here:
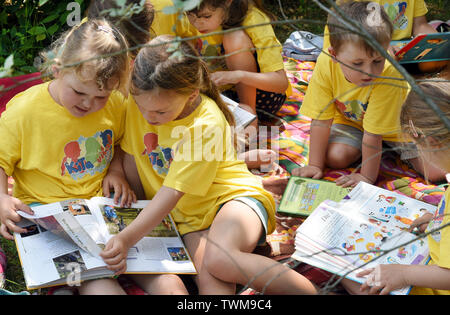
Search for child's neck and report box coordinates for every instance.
[177,94,202,120]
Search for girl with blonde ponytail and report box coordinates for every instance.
[104,35,317,295]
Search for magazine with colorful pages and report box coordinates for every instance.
[278,176,350,217]
[14,197,196,290]
[292,182,436,295]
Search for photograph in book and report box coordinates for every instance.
[292,182,436,295]
[14,197,196,290]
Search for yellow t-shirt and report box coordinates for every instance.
[121,94,276,235]
[154,4,285,77]
[323,0,429,48]
[410,187,450,295]
[300,52,408,142]
[150,0,196,37]
[0,82,127,204]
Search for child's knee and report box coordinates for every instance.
[223,29,253,51]
[326,144,361,169]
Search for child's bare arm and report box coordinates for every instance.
[103,146,136,207]
[0,167,34,240]
[412,15,438,36]
[100,186,184,274]
[360,131,383,183]
[211,69,289,94]
[359,264,450,295]
[292,119,332,178]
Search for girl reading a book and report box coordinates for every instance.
[0,20,187,295]
[100,35,317,295]
[356,81,450,295]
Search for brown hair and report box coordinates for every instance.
[187,0,276,30]
[41,19,130,94]
[328,1,393,55]
[131,35,235,127]
[87,0,154,58]
[400,81,450,147]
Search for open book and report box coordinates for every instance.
[278,176,350,217]
[14,197,196,290]
[292,182,435,295]
[221,94,256,129]
[392,31,450,63]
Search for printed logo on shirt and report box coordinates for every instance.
[142,132,173,176]
[195,38,227,72]
[335,99,368,122]
[427,195,446,243]
[61,129,113,180]
[384,2,408,30]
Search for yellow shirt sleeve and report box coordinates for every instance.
[300,53,336,121]
[243,6,284,73]
[413,0,428,17]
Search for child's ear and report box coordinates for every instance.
[188,89,200,103]
[51,65,61,78]
[328,46,338,63]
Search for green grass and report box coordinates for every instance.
[1,0,448,295]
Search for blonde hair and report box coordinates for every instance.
[328,1,393,55]
[131,35,235,128]
[400,81,450,148]
[41,19,130,94]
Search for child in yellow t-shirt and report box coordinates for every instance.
[355,81,450,295]
[323,0,437,48]
[101,35,317,295]
[0,20,187,295]
[292,1,446,187]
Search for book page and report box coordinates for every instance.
[14,218,107,289]
[18,200,104,257]
[87,198,197,274]
[296,201,429,271]
[339,182,437,234]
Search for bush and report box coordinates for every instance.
[0,0,88,76]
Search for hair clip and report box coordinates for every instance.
[409,119,419,138]
[97,25,118,40]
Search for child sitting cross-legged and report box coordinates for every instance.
[292,1,446,187]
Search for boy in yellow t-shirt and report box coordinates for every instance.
[292,1,446,187]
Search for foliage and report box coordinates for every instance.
[0,0,87,77]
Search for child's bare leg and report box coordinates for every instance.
[129,274,188,295]
[78,278,126,295]
[223,29,258,128]
[202,201,317,295]
[326,143,361,169]
[183,230,236,295]
[407,156,446,183]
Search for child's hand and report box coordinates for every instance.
[0,193,34,240]
[357,265,408,295]
[210,70,242,86]
[291,165,323,179]
[335,173,373,188]
[100,235,129,275]
[409,211,434,234]
[102,170,137,207]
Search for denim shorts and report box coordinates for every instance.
[329,123,419,160]
[217,196,269,245]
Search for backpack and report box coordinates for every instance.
[282,31,324,61]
